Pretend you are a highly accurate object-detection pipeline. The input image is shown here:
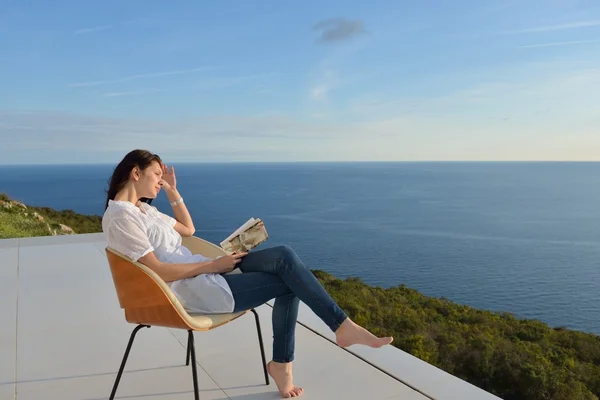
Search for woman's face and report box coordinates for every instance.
[135,161,163,199]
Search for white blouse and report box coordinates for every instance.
[102,199,235,314]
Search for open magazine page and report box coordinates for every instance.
[220,217,257,247]
[220,217,269,254]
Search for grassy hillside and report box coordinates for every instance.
[313,270,600,400]
[0,193,102,238]
[0,209,55,238]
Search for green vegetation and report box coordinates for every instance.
[26,204,102,234]
[312,270,600,400]
[0,209,53,238]
[1,193,598,399]
[0,192,102,238]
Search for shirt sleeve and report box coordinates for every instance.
[105,215,154,261]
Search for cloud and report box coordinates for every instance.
[0,111,358,163]
[519,39,600,48]
[74,25,114,35]
[98,73,274,98]
[313,18,366,44]
[4,63,600,163]
[1,102,600,163]
[73,18,160,36]
[103,89,162,97]
[310,86,329,102]
[308,61,341,103]
[68,66,214,87]
[0,110,369,162]
[502,20,600,34]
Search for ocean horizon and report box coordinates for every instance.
[3,160,600,166]
[2,161,599,336]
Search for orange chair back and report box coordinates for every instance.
[105,248,192,330]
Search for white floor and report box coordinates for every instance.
[0,234,431,400]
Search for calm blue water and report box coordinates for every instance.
[2,162,600,335]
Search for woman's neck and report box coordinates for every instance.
[113,185,139,206]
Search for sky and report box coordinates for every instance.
[1,0,600,164]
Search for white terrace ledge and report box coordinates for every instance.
[0,233,501,399]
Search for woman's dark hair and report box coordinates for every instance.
[105,149,162,210]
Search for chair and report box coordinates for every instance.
[104,235,270,400]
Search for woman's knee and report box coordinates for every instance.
[276,245,297,264]
[279,244,295,257]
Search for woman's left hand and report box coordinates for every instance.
[161,163,177,191]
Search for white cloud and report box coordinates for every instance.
[3,61,600,164]
[310,85,330,102]
[103,89,162,97]
[1,93,599,165]
[69,67,214,88]
[73,18,161,36]
[519,39,600,48]
[502,20,600,34]
[309,62,340,103]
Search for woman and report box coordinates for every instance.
[102,149,393,398]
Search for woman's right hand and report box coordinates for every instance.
[211,252,248,273]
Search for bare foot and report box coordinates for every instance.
[267,361,304,398]
[335,318,393,348]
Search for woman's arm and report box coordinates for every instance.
[138,250,245,282]
[165,187,195,237]
[161,164,195,237]
[138,250,214,282]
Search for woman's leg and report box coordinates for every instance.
[234,245,393,350]
[223,245,391,398]
[234,245,348,333]
[222,271,299,363]
[222,271,303,397]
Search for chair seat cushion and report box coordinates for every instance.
[187,310,248,330]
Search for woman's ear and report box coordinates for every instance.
[131,167,140,181]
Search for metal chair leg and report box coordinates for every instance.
[109,324,150,400]
[188,330,200,400]
[186,330,192,366]
[111,311,267,400]
[251,309,270,385]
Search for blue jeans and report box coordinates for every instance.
[221,245,348,363]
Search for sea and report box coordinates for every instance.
[1,161,600,335]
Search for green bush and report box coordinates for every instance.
[0,212,50,238]
[312,269,600,400]
[0,192,102,236]
[28,206,102,234]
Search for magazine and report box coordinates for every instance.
[220,217,269,255]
